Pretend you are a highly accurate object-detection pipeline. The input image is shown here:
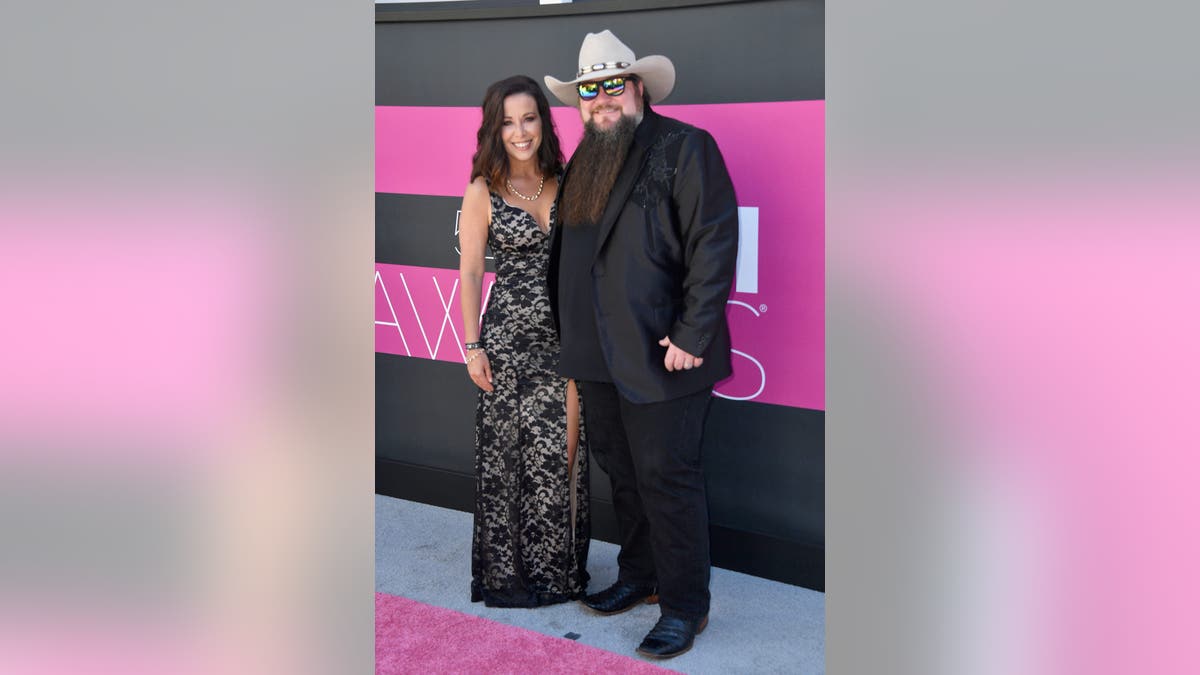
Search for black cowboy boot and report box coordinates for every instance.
[635,614,708,659]
[580,581,658,615]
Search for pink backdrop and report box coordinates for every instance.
[375,101,824,411]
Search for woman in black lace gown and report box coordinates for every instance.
[458,75,589,607]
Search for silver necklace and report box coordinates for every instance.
[506,174,545,201]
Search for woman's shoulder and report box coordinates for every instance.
[464,176,497,204]
[466,175,492,195]
[462,177,497,220]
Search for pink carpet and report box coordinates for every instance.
[375,592,674,674]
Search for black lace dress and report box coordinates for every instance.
[470,190,590,607]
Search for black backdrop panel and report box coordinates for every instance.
[376,193,492,270]
[376,354,477,474]
[376,353,824,544]
[704,401,824,542]
[376,0,824,106]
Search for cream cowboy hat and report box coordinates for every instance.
[544,30,676,106]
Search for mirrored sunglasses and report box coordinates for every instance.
[577,77,629,101]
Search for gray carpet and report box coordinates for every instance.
[376,495,824,674]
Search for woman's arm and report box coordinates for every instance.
[459,178,494,392]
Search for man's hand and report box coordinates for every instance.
[658,336,704,372]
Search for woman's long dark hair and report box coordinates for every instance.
[470,75,563,188]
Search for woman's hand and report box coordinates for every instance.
[467,349,494,392]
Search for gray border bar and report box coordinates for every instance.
[376,0,753,23]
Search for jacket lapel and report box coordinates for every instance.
[593,111,659,260]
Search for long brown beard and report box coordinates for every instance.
[561,114,638,226]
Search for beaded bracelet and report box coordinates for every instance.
[466,349,485,365]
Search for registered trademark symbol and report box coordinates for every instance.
[759,304,768,313]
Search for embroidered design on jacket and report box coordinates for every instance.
[632,129,688,209]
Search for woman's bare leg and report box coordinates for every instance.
[566,379,580,473]
[566,379,580,540]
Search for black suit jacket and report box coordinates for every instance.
[549,108,739,404]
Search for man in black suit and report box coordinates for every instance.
[545,30,739,659]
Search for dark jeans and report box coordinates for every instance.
[578,381,713,620]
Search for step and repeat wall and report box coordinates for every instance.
[375,0,825,589]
